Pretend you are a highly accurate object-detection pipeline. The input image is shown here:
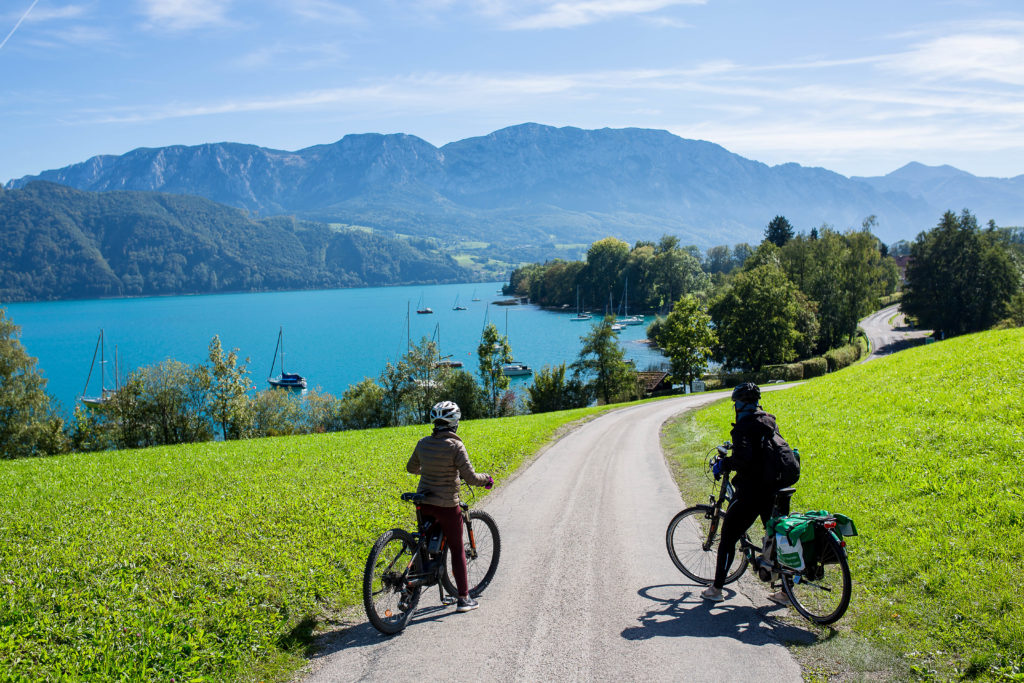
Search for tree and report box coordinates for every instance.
[656,295,717,389]
[115,359,212,447]
[902,210,1021,337]
[477,323,512,415]
[205,335,253,440]
[250,389,304,437]
[336,379,387,430]
[572,316,638,405]
[765,215,795,247]
[526,363,590,413]
[0,309,66,458]
[440,370,488,421]
[709,263,803,370]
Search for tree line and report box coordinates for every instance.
[4,209,1021,459]
[0,309,644,458]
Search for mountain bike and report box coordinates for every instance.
[665,442,852,625]
[362,483,500,634]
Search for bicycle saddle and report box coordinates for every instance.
[401,492,426,502]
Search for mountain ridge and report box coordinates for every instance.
[7,124,1024,246]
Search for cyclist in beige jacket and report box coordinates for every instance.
[407,401,493,612]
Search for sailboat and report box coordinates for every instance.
[501,309,533,377]
[433,323,464,368]
[416,293,433,315]
[452,293,467,311]
[471,288,481,302]
[617,280,644,326]
[79,329,119,408]
[267,327,307,390]
[571,285,592,321]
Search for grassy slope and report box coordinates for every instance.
[662,327,1024,680]
[0,405,614,681]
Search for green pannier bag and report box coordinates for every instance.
[767,510,858,570]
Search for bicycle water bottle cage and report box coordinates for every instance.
[401,492,426,503]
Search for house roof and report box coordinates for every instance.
[637,371,670,391]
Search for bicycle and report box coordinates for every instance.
[665,442,852,625]
[362,482,501,634]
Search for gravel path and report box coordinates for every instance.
[303,393,803,682]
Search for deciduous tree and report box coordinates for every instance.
[0,309,66,458]
[572,316,638,405]
[656,295,717,390]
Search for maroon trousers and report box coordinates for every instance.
[420,503,469,598]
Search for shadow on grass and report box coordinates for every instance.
[621,583,819,648]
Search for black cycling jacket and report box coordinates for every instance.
[724,409,780,495]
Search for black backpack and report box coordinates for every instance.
[765,427,800,487]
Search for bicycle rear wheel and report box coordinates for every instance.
[781,531,852,625]
[666,505,748,585]
[441,510,500,598]
[363,528,421,634]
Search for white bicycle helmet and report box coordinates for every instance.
[430,400,461,427]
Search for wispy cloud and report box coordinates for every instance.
[881,31,1024,86]
[21,4,88,22]
[505,0,706,30]
[288,0,364,26]
[0,0,40,50]
[139,0,232,31]
[233,42,347,70]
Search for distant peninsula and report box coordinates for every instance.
[0,182,469,303]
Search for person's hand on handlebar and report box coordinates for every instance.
[711,458,726,480]
[484,476,494,490]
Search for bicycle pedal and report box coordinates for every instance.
[440,595,457,606]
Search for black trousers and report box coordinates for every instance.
[713,490,786,589]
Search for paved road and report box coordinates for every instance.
[861,304,932,361]
[304,393,803,682]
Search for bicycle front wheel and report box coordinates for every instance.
[666,505,747,586]
[441,510,500,598]
[363,528,421,634]
[782,531,852,625]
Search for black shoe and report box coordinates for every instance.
[456,596,479,613]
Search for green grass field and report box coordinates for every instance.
[662,327,1024,680]
[0,406,613,681]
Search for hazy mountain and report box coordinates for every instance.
[7,124,1023,246]
[0,182,468,302]
[853,162,1024,232]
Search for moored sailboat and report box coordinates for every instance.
[267,327,307,390]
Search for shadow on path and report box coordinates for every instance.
[621,584,816,647]
[308,602,455,660]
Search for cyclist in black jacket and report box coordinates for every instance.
[701,382,791,604]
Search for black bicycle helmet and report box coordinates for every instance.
[730,381,760,404]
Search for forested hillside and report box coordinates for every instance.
[0,182,468,302]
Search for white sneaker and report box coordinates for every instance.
[701,586,725,602]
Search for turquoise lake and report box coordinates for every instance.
[4,282,667,416]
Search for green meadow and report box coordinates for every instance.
[0,405,613,681]
[663,327,1024,680]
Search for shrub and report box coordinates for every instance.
[825,343,860,372]
[800,357,828,378]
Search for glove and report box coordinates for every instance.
[484,476,494,490]
[711,459,725,480]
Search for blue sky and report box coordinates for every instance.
[2,0,1023,183]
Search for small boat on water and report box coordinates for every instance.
[571,286,592,321]
[416,293,433,314]
[79,329,119,409]
[452,294,467,311]
[471,288,481,302]
[616,280,644,326]
[267,327,307,390]
[502,363,533,377]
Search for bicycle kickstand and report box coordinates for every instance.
[439,581,456,606]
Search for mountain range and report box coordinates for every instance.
[8,124,1024,248]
